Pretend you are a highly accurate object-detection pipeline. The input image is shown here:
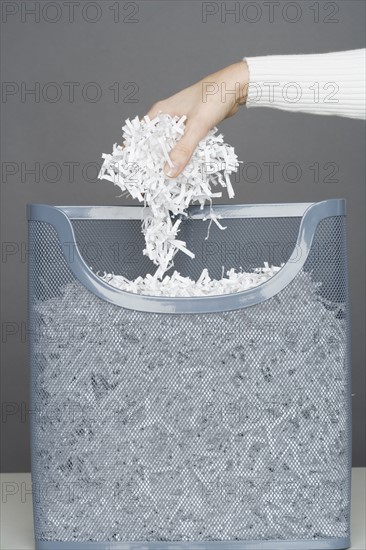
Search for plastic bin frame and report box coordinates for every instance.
[27,199,352,550]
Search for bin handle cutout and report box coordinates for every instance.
[27,200,345,314]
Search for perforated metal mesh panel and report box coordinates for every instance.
[71,219,154,279]
[28,215,351,546]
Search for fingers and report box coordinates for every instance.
[164,118,209,178]
[146,101,211,178]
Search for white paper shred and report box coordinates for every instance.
[98,114,240,279]
[98,114,283,296]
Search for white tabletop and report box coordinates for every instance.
[1,469,365,549]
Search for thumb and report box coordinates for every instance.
[164,120,208,178]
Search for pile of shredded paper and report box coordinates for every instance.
[98,114,281,296]
[33,272,349,541]
[99,264,283,297]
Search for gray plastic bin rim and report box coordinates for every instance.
[27,199,346,314]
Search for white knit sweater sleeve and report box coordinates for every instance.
[244,49,366,120]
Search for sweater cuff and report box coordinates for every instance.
[244,49,366,119]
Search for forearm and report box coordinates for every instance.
[244,49,366,119]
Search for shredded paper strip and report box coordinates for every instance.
[98,114,281,295]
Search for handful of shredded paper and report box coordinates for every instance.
[98,114,281,296]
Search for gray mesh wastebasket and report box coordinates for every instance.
[28,200,351,550]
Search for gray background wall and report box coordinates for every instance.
[1,0,365,471]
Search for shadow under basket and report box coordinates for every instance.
[28,200,352,550]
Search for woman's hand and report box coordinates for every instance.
[146,61,249,178]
